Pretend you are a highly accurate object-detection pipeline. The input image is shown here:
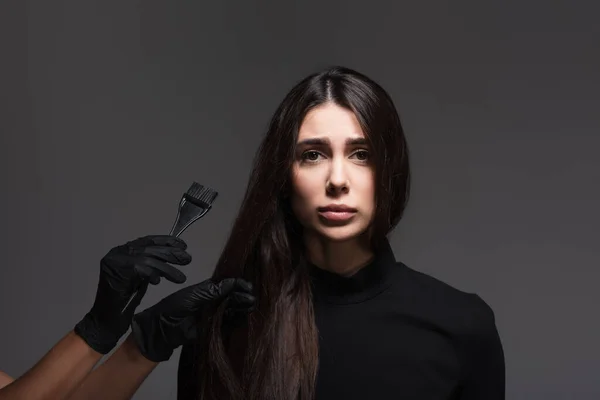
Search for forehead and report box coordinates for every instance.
[297,103,365,141]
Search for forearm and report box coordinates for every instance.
[0,331,102,400]
[67,334,158,400]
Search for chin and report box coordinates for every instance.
[314,224,370,243]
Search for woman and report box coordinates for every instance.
[176,66,505,399]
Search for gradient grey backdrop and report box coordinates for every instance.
[1,1,599,399]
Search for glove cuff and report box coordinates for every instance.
[74,312,120,355]
[131,312,174,363]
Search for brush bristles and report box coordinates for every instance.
[185,182,218,207]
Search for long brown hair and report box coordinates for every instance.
[196,66,411,400]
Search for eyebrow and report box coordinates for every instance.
[296,137,368,146]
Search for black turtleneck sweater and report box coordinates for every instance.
[177,241,505,399]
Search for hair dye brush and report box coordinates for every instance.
[122,182,218,312]
[169,182,219,238]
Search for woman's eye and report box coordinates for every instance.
[353,150,369,161]
[302,151,322,162]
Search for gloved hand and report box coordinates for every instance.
[131,278,255,362]
[74,235,192,354]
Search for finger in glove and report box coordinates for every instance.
[133,256,187,284]
[234,279,253,294]
[128,235,188,250]
[229,291,256,307]
[223,285,256,322]
[134,264,162,285]
[132,246,192,266]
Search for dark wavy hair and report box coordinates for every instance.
[196,66,411,400]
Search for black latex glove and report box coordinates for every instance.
[131,278,255,362]
[74,235,192,354]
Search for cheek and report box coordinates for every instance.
[358,171,376,219]
[291,171,318,201]
[290,170,318,216]
[358,170,376,199]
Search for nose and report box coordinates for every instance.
[326,158,349,195]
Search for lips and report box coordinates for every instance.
[317,204,357,223]
[318,204,357,213]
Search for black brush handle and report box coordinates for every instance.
[169,197,211,238]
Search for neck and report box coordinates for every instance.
[303,231,374,277]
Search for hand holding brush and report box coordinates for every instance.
[73,235,192,355]
[74,183,254,357]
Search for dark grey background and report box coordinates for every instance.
[1,1,599,399]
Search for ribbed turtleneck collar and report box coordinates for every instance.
[308,239,398,305]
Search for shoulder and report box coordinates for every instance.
[393,261,498,335]
[393,262,506,390]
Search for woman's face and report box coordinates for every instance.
[290,103,375,243]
